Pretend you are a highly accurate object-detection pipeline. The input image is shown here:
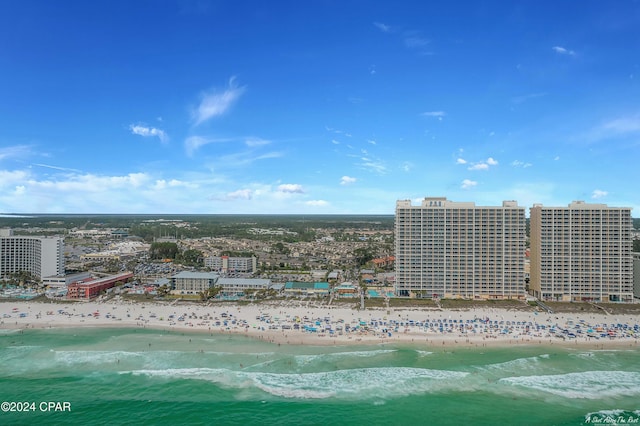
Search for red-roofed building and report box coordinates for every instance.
[372,256,395,269]
[67,272,133,299]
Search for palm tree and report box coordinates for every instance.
[206,285,222,299]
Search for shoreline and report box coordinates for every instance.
[2,300,639,350]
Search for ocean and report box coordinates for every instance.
[1,327,639,425]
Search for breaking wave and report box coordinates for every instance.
[127,366,469,400]
[500,371,640,399]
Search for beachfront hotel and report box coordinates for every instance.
[394,198,526,299]
[529,201,633,302]
[0,228,65,280]
[170,271,220,295]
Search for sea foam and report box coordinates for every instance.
[294,349,397,367]
[128,366,469,400]
[475,354,548,375]
[500,371,640,399]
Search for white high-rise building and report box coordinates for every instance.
[395,198,526,299]
[0,229,65,280]
[530,201,633,302]
[204,256,257,274]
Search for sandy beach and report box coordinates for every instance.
[2,299,639,349]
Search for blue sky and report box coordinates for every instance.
[1,1,639,215]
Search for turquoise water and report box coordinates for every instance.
[1,327,639,425]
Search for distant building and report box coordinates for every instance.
[42,272,93,289]
[632,252,640,300]
[204,256,257,274]
[66,272,133,299]
[530,201,633,302]
[80,241,148,262]
[0,229,65,280]
[80,252,121,262]
[311,270,328,280]
[111,229,129,238]
[170,271,219,294]
[284,282,330,296]
[216,278,271,297]
[334,282,358,297]
[372,256,395,269]
[395,198,526,299]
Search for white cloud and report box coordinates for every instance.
[0,168,322,214]
[218,150,284,168]
[33,163,82,173]
[0,169,30,185]
[340,176,357,185]
[404,36,429,48]
[359,159,387,174]
[511,160,532,168]
[592,189,608,199]
[331,139,340,145]
[468,163,489,171]
[305,200,328,207]
[153,179,197,191]
[367,139,377,145]
[185,136,214,156]
[601,115,640,134]
[226,189,253,200]
[461,179,477,189]
[245,138,271,147]
[0,145,32,161]
[278,184,304,193]
[192,76,246,126]
[467,157,498,170]
[184,136,233,156]
[56,173,150,191]
[373,22,391,33]
[129,124,168,143]
[422,111,446,120]
[554,156,560,161]
[401,162,413,172]
[552,46,576,56]
[0,173,153,212]
[456,158,467,165]
[585,114,640,143]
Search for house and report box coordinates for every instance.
[372,256,395,269]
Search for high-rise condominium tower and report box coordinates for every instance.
[0,229,65,279]
[395,198,526,299]
[529,201,633,302]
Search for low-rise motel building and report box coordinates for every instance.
[66,272,134,300]
[283,282,330,297]
[169,271,272,297]
[216,278,271,298]
[170,271,219,295]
